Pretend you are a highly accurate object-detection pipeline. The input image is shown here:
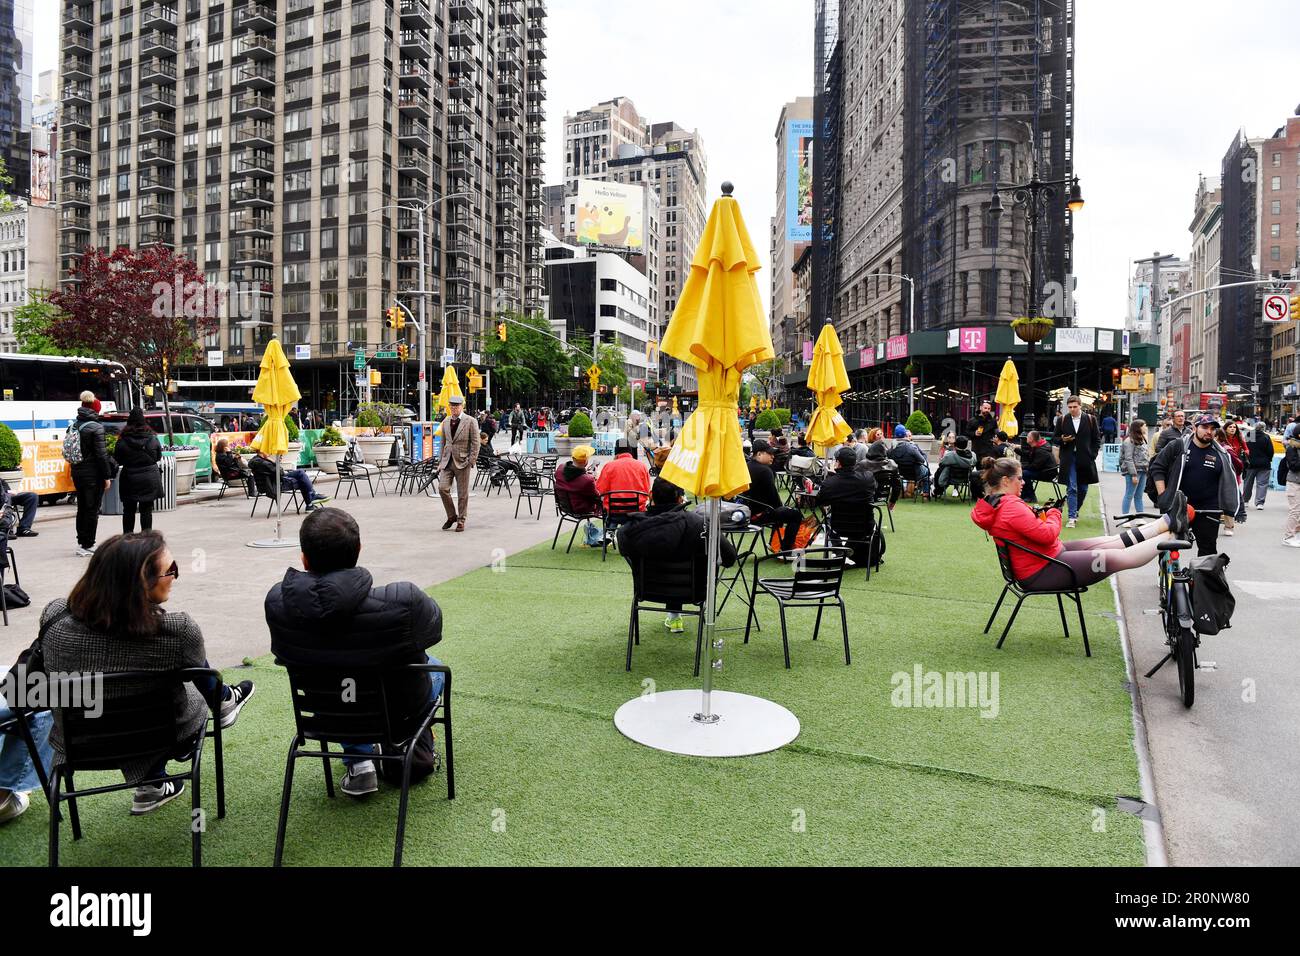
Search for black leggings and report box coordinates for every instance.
[123,500,154,534]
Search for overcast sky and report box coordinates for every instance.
[33,0,1298,329]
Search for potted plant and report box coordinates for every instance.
[258,412,303,469]
[903,410,936,459]
[555,411,593,456]
[355,403,395,463]
[1011,317,1055,344]
[0,423,23,483]
[313,425,348,474]
[752,408,781,443]
[163,441,201,496]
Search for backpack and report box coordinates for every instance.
[377,726,439,784]
[62,421,87,465]
[1189,553,1234,636]
[1280,455,1289,486]
[770,514,819,553]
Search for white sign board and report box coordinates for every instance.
[207,350,223,367]
[443,347,456,365]
[1097,330,1115,352]
[471,352,481,365]
[295,344,311,360]
[947,329,960,349]
[1055,327,1095,354]
[1262,293,1290,323]
[1122,331,1131,355]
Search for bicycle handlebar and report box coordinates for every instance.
[1113,509,1224,521]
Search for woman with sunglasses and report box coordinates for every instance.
[37,532,255,815]
[971,457,1190,592]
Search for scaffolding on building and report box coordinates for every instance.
[811,0,841,341]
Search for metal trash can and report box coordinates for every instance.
[155,455,178,512]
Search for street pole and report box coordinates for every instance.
[418,205,428,424]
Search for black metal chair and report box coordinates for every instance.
[486,459,520,498]
[744,546,853,668]
[896,461,928,500]
[215,469,251,502]
[871,480,897,532]
[513,469,550,519]
[599,489,651,562]
[626,553,707,675]
[250,468,303,518]
[823,502,883,581]
[934,464,973,501]
[1,544,20,626]
[272,661,454,868]
[336,458,375,500]
[552,486,601,553]
[472,454,496,490]
[0,705,50,803]
[47,668,226,867]
[985,538,1090,655]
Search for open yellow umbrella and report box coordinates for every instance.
[248,338,302,549]
[805,323,852,453]
[616,183,800,755]
[435,365,463,415]
[995,358,1021,438]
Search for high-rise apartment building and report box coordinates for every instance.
[59,0,546,415]
[561,95,645,208]
[1188,175,1222,403]
[1259,112,1300,420]
[0,202,57,352]
[1218,129,1268,408]
[770,96,812,359]
[0,0,32,201]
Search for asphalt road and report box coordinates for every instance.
[1104,470,1300,866]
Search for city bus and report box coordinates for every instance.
[0,354,134,441]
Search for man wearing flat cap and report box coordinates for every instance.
[437,394,480,532]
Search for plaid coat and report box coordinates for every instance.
[39,599,210,784]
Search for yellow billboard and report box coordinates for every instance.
[576,180,645,250]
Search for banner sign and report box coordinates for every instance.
[1055,327,1096,353]
[886,335,909,361]
[958,328,986,353]
[786,119,814,242]
[859,347,874,369]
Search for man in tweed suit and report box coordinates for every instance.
[437,394,480,532]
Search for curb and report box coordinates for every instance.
[1101,480,1169,867]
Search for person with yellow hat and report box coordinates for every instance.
[554,445,602,524]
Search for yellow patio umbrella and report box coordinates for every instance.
[805,323,852,453]
[248,337,303,549]
[648,181,787,741]
[995,358,1021,438]
[435,365,463,415]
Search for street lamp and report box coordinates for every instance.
[872,272,917,413]
[989,173,1084,425]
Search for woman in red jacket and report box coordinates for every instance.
[970,457,1186,592]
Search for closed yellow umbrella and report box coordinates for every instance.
[995,358,1021,437]
[435,365,463,415]
[805,323,852,452]
[247,338,303,549]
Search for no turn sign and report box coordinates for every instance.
[1262,293,1289,323]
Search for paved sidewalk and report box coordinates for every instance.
[1103,470,1300,865]
[1,464,562,668]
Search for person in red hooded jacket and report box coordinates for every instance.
[970,456,1189,592]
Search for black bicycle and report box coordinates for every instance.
[1113,509,1222,708]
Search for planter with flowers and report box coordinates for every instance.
[313,426,348,474]
[0,423,24,484]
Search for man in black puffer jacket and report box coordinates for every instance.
[618,479,737,634]
[68,392,113,556]
[264,508,445,798]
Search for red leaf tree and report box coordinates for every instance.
[50,246,220,445]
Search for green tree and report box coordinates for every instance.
[566,333,628,395]
[747,356,787,402]
[13,292,82,356]
[0,156,15,213]
[483,310,571,399]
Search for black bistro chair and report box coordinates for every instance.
[47,668,227,867]
[935,463,973,501]
[273,661,454,868]
[599,489,651,562]
[552,487,602,553]
[896,460,928,500]
[626,552,707,676]
[823,503,883,581]
[1,543,21,626]
[744,546,854,668]
[985,538,1091,656]
[250,468,303,518]
[513,468,550,519]
[336,457,376,500]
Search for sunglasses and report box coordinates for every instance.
[154,560,180,582]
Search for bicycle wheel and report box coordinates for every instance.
[1176,626,1196,708]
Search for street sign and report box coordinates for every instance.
[375,350,398,359]
[295,344,311,360]
[1262,293,1289,323]
[207,350,223,367]
[353,349,366,370]
[443,347,455,365]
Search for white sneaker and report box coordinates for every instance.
[0,789,30,825]
[1256,504,1265,511]
[1224,528,1234,536]
[1066,518,1077,529]
[75,546,95,557]
[1283,537,1300,549]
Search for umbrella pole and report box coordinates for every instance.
[275,459,283,542]
[694,496,721,724]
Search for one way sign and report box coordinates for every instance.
[1262,293,1290,323]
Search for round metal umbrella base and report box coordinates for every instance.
[246,537,299,549]
[614,690,799,757]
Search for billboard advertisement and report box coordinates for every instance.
[786,120,813,242]
[576,180,645,250]
[29,125,51,207]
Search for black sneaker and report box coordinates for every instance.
[340,762,379,798]
[131,780,185,815]
[219,680,256,728]
[15,528,37,537]
[1165,490,1189,541]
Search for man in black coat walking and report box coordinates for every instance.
[264,509,446,797]
[1053,395,1100,528]
[67,392,113,556]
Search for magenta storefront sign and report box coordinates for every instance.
[802,340,814,365]
[885,335,909,361]
[859,347,874,368]
[959,328,987,353]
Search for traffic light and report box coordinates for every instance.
[1291,295,1300,320]
[586,363,601,390]
[385,306,398,329]
[397,343,409,362]
[497,321,508,342]
[369,369,381,386]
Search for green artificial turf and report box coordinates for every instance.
[0,493,1145,866]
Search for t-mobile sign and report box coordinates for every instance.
[886,335,909,361]
[959,328,986,353]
